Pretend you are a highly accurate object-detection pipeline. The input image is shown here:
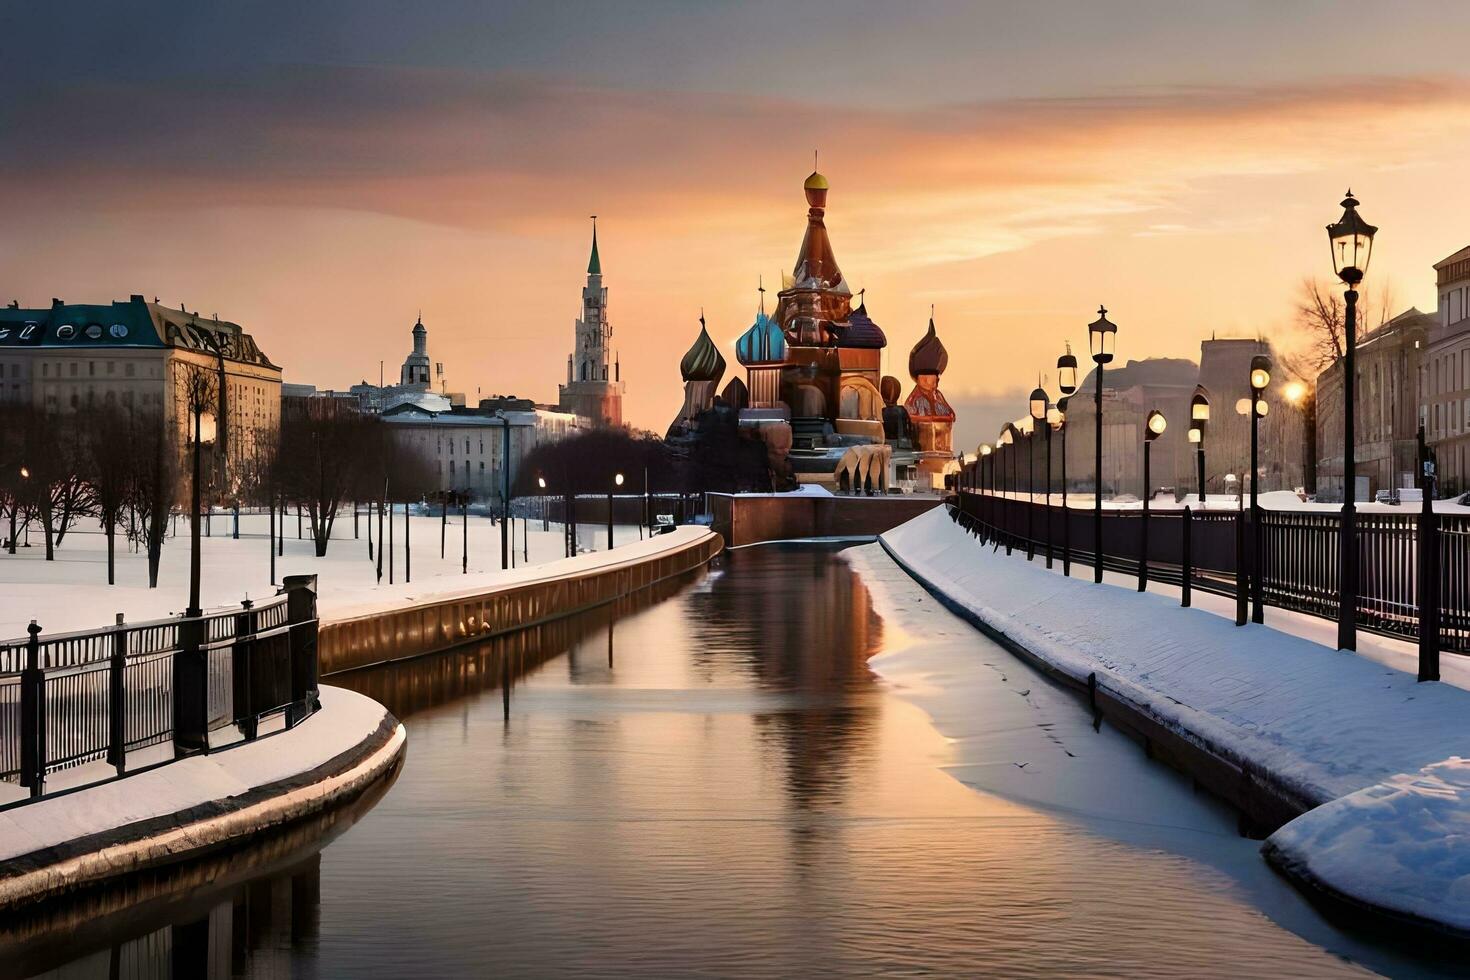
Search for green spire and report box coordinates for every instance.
[588,215,601,275]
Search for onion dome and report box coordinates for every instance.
[804,169,829,209]
[880,375,903,407]
[736,311,785,365]
[680,314,726,384]
[908,314,948,379]
[840,300,887,349]
[721,376,749,412]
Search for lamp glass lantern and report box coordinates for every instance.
[1145,409,1166,441]
[979,443,992,457]
[1029,386,1049,421]
[1188,423,1202,445]
[1087,306,1117,365]
[1255,399,1270,418]
[1249,355,1271,393]
[615,473,625,487]
[1191,385,1210,423]
[1326,191,1377,287]
[1057,346,1079,395]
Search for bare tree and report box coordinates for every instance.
[128,409,178,588]
[1281,277,1395,380]
[84,406,137,584]
[15,407,94,561]
[278,401,376,557]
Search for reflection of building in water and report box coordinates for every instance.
[688,546,883,811]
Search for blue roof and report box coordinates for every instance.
[735,311,786,365]
[839,303,887,349]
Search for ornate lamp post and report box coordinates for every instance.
[1029,384,1049,561]
[1088,307,1117,584]
[999,425,1016,555]
[1140,409,1166,591]
[1327,191,1376,650]
[1191,386,1210,506]
[1249,354,1271,624]
[1057,345,1078,576]
[608,472,624,550]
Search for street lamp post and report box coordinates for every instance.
[496,412,511,571]
[999,426,1015,555]
[608,473,623,550]
[979,443,993,538]
[1249,355,1271,624]
[1029,383,1050,566]
[1057,344,1078,577]
[1029,385,1048,561]
[1141,409,1166,591]
[1191,386,1210,506]
[1328,191,1376,650]
[1088,307,1117,583]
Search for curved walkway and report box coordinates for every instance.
[0,686,404,910]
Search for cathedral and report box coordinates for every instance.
[558,219,626,427]
[670,169,957,492]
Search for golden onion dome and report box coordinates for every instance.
[803,170,829,192]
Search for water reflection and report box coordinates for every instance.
[0,769,394,980]
[1,545,1425,977]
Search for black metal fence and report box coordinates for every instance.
[953,490,1469,663]
[0,575,320,805]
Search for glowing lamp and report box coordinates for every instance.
[1327,190,1377,287]
[1087,306,1117,366]
[1145,409,1166,441]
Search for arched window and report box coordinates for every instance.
[582,362,589,381]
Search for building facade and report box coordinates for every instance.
[1316,308,1430,501]
[380,397,581,501]
[0,295,281,493]
[349,314,463,415]
[1425,246,1470,494]
[557,220,625,427]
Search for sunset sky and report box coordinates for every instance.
[3,1,1470,447]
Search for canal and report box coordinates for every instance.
[1,544,1453,977]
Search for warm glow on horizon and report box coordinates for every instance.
[3,5,1469,454]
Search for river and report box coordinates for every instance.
[1,544,1454,978]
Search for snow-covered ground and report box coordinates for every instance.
[0,685,403,907]
[0,511,654,638]
[879,505,1470,936]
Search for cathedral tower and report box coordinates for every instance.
[558,217,625,426]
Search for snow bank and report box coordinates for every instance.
[882,506,1470,807]
[882,505,1470,936]
[1265,757,1470,935]
[0,686,404,908]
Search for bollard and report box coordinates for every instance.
[173,610,210,757]
[1181,507,1193,608]
[19,621,44,796]
[282,574,320,727]
[1234,510,1248,626]
[1418,499,1441,682]
[108,613,127,774]
[233,597,258,740]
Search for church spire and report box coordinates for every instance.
[588,215,601,276]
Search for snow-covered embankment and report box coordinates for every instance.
[879,505,1470,938]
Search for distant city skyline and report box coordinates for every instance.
[3,1,1470,448]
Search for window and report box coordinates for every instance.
[125,362,134,377]
[56,324,75,340]
[68,362,77,377]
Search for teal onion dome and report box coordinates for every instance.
[735,311,786,366]
[680,317,727,383]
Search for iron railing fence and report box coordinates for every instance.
[954,490,1469,659]
[0,576,319,805]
